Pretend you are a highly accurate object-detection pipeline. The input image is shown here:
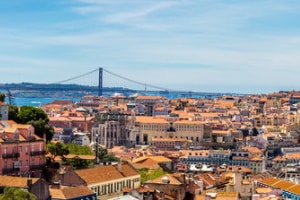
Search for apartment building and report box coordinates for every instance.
[178,149,231,166]
[48,110,94,132]
[0,120,46,176]
[135,95,168,116]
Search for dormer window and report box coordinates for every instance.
[14,133,19,141]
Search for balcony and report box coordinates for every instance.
[2,153,20,159]
[30,164,45,170]
[2,167,20,174]
[30,151,46,156]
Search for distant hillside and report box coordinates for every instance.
[0,82,238,99]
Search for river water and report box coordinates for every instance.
[10,97,80,107]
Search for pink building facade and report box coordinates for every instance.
[0,120,46,176]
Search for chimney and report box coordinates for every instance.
[27,178,32,190]
[118,160,122,172]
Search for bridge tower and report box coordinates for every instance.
[98,68,103,96]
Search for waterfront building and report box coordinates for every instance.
[0,120,46,176]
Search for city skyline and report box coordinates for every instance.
[1,0,300,94]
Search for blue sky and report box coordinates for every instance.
[1,0,300,94]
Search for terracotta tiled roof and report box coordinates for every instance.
[272,180,295,190]
[152,137,187,142]
[50,185,95,199]
[194,173,218,187]
[75,163,139,184]
[195,192,239,200]
[131,162,160,170]
[272,156,286,161]
[286,152,300,159]
[174,120,205,125]
[286,184,300,195]
[242,146,263,154]
[146,174,183,185]
[250,157,263,161]
[136,96,165,100]
[49,116,72,121]
[136,186,155,193]
[64,154,95,160]
[0,176,39,188]
[132,156,171,163]
[0,102,7,106]
[255,187,272,194]
[135,116,168,124]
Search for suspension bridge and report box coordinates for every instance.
[0,68,238,99]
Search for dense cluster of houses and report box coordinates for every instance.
[1,91,300,199]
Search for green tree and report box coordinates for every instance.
[63,143,94,169]
[15,105,54,142]
[66,143,93,155]
[0,187,36,200]
[96,147,119,163]
[28,119,54,142]
[8,105,19,122]
[17,105,48,124]
[0,92,5,102]
[102,153,119,163]
[47,142,70,162]
[139,168,168,183]
[252,127,259,136]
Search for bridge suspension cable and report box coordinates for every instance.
[52,68,99,84]
[103,68,172,91]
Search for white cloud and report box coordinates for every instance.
[2,0,300,93]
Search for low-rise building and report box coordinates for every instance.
[75,162,141,200]
[0,175,50,200]
[0,102,8,120]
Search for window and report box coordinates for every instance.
[13,146,17,153]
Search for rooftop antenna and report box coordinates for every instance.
[6,89,15,105]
